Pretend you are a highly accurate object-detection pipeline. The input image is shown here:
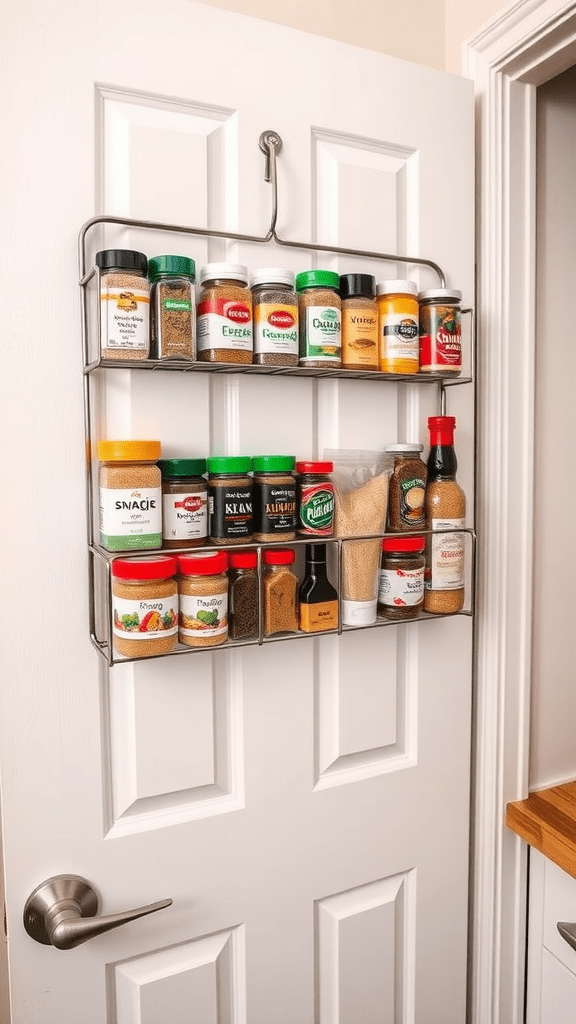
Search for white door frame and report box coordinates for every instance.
[466,3,576,1022]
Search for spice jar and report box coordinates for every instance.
[111,554,178,658]
[418,288,462,375]
[159,458,208,549]
[376,280,419,374]
[251,268,299,366]
[296,461,334,537]
[252,456,296,542]
[424,416,466,614]
[296,270,341,368]
[98,440,162,552]
[96,249,150,361]
[196,263,253,364]
[339,274,378,370]
[207,456,253,545]
[386,444,428,532]
[262,549,299,636]
[149,255,196,360]
[178,551,229,647]
[228,550,259,640]
[378,537,425,620]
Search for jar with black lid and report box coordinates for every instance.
[252,456,296,542]
[207,456,253,545]
[378,537,425,620]
[96,249,150,361]
[159,458,208,549]
[251,268,299,366]
[340,274,378,370]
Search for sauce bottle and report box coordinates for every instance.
[299,543,339,632]
[424,416,466,613]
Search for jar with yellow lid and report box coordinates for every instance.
[98,439,162,551]
[376,280,419,373]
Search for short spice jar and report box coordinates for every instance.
[228,550,259,640]
[378,537,425,620]
[111,554,178,658]
[98,440,162,552]
[296,270,341,368]
[376,280,419,374]
[252,456,296,542]
[424,416,466,614]
[178,550,229,648]
[251,268,299,366]
[296,461,335,537]
[418,288,462,375]
[158,458,208,549]
[207,457,253,545]
[386,444,428,532]
[262,549,299,636]
[96,249,150,360]
[339,274,378,370]
[149,255,196,360]
[196,263,253,364]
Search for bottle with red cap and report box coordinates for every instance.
[424,416,466,614]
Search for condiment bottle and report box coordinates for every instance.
[296,270,341,368]
[98,440,162,552]
[376,280,419,373]
[251,267,299,366]
[339,273,378,370]
[378,537,425,620]
[299,543,339,632]
[158,458,208,549]
[386,444,428,532]
[111,554,178,658]
[252,456,296,542]
[424,416,466,613]
[296,461,335,537]
[207,457,253,545]
[196,263,253,364]
[228,550,259,640]
[178,550,229,648]
[149,255,196,360]
[262,549,299,636]
[418,288,462,375]
[96,249,150,361]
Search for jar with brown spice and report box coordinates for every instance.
[159,458,207,549]
[98,440,162,552]
[111,554,178,658]
[296,270,341,368]
[252,456,296,542]
[207,457,253,545]
[196,263,253,364]
[296,461,335,537]
[340,274,378,370]
[262,549,299,636]
[96,249,150,360]
[424,416,466,613]
[378,537,425,620]
[149,255,196,360]
[228,550,259,640]
[251,268,299,366]
[386,444,428,532]
[178,550,229,647]
[418,288,462,375]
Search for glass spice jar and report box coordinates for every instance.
[158,458,208,549]
[296,270,341,368]
[98,439,162,552]
[252,455,296,542]
[339,273,378,370]
[424,416,466,614]
[262,549,299,636]
[378,537,425,620]
[149,254,196,360]
[207,456,253,545]
[96,249,150,361]
[376,280,419,374]
[386,444,428,532]
[418,288,463,375]
[251,267,299,366]
[296,461,335,537]
[178,550,229,648]
[196,263,253,364]
[228,550,259,640]
[111,554,178,658]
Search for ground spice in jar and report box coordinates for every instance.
[418,288,462,375]
[228,550,259,640]
[378,537,425,620]
[386,444,428,532]
[111,555,178,659]
[296,461,335,537]
[207,457,253,545]
[98,440,162,551]
[149,255,196,360]
[340,274,378,370]
[262,549,299,636]
[196,263,253,364]
[424,416,466,614]
[251,268,299,366]
[159,458,207,549]
[296,270,341,368]
[178,551,229,648]
[376,280,419,374]
[96,249,150,360]
[334,472,389,625]
[252,456,296,542]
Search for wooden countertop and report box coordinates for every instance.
[506,781,576,879]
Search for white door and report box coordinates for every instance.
[0,3,474,1022]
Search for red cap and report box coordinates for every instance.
[178,551,228,575]
[263,548,295,565]
[428,416,456,446]
[295,461,333,474]
[229,550,258,569]
[111,555,178,580]
[382,537,425,553]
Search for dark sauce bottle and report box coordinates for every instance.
[299,543,339,632]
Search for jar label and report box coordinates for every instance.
[342,308,378,367]
[428,518,465,590]
[253,481,297,535]
[303,306,341,362]
[380,313,419,371]
[113,595,178,639]
[299,483,335,535]
[100,287,149,352]
[179,591,228,638]
[209,484,253,540]
[300,599,339,632]
[162,491,208,542]
[100,487,162,551]
[162,297,192,312]
[420,306,462,371]
[254,303,298,355]
[389,470,427,529]
[378,565,424,607]
[197,298,252,352]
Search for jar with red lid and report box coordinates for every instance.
[228,550,259,640]
[111,555,178,658]
[262,549,299,635]
[378,537,425,620]
[178,551,229,648]
[296,461,334,536]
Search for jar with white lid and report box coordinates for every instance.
[251,267,299,366]
[196,262,253,364]
[376,280,419,374]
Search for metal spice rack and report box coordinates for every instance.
[79,130,477,667]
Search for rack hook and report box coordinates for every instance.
[259,130,283,238]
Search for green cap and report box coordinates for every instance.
[148,255,196,281]
[207,456,252,474]
[158,458,206,477]
[252,456,295,473]
[295,270,340,292]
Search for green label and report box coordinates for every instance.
[163,298,192,312]
[305,306,341,362]
[100,533,162,552]
[300,485,335,534]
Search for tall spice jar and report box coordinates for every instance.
[296,270,341,368]
[228,550,259,640]
[111,555,178,658]
[252,456,296,542]
[296,461,334,537]
[386,444,428,532]
[376,280,419,374]
[149,255,196,360]
[207,457,253,545]
[262,549,299,636]
[96,249,150,360]
[424,416,466,613]
[418,288,462,376]
[196,263,253,364]
[251,268,299,366]
[98,440,162,552]
[178,551,229,647]
[159,458,208,549]
[339,274,378,370]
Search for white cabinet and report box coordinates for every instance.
[527,850,576,1023]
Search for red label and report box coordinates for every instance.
[268,310,295,328]
[175,496,203,512]
[419,328,462,370]
[197,298,251,323]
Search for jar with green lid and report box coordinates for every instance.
[251,267,299,366]
[149,255,196,361]
[159,458,208,549]
[252,456,297,542]
[296,270,341,368]
[378,537,425,620]
[207,456,253,545]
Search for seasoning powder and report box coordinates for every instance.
[207,456,253,545]
[424,416,466,614]
[340,274,378,370]
[334,472,389,624]
[228,550,259,640]
[159,458,208,549]
[149,254,196,361]
[98,440,162,551]
[376,280,419,373]
[178,551,229,647]
[251,268,299,366]
[296,270,341,367]
[111,555,178,659]
[262,549,299,635]
[197,263,253,364]
[96,249,150,360]
[252,455,296,542]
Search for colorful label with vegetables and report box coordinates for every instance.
[197,298,252,352]
[254,303,298,356]
[100,486,162,551]
[100,287,149,351]
[428,518,465,590]
[179,591,228,638]
[113,596,178,639]
[378,565,424,607]
[162,491,208,542]
[298,483,335,535]
[303,306,341,362]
